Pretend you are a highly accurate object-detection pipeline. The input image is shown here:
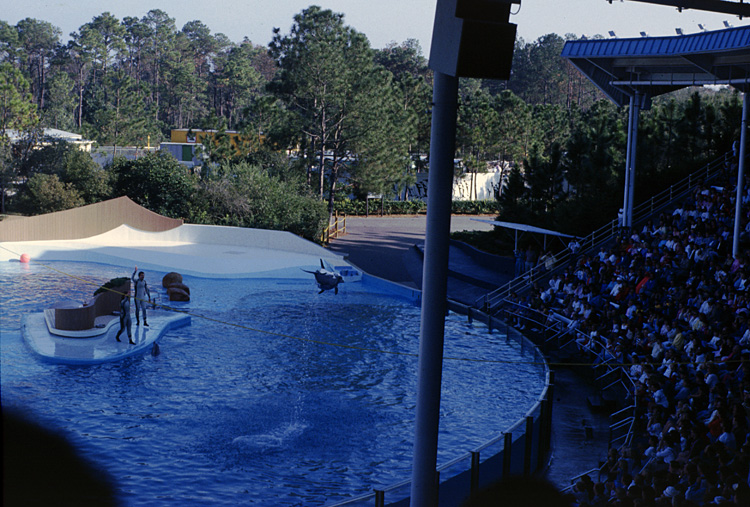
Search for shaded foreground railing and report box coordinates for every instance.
[476,152,729,312]
[322,213,348,243]
[496,300,639,492]
[327,303,553,507]
[558,366,638,490]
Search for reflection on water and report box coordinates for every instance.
[1,260,544,505]
[232,421,309,451]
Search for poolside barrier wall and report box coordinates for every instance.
[328,301,552,507]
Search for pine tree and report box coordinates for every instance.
[0,62,39,212]
[269,6,408,215]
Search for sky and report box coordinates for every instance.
[4,0,750,54]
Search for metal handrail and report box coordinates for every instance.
[638,456,656,475]
[610,432,631,449]
[436,451,473,474]
[609,417,636,447]
[503,300,619,362]
[475,151,729,312]
[480,301,644,491]
[496,295,640,408]
[596,367,621,383]
[610,417,635,432]
[496,300,556,332]
[610,404,636,420]
[602,378,626,392]
[606,371,638,451]
[321,213,347,243]
[326,491,377,507]
[562,464,608,494]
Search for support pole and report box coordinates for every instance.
[733,92,748,258]
[410,70,459,507]
[623,93,641,228]
[622,98,633,227]
[627,94,640,228]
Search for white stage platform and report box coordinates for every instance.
[23,311,191,364]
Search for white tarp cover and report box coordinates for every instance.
[470,218,574,238]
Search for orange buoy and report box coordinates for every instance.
[20,253,30,263]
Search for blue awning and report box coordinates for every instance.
[471,218,574,238]
[561,25,750,106]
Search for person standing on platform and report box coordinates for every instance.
[132,266,151,326]
[115,289,135,345]
[524,245,537,274]
[514,249,525,277]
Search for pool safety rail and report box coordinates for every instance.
[495,301,640,493]
[322,213,347,243]
[327,303,552,507]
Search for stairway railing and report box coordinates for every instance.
[475,152,730,313]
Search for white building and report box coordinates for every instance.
[3,128,95,152]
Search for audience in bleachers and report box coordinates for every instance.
[510,160,750,505]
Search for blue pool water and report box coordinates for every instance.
[1,260,545,505]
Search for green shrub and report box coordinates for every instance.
[451,200,500,214]
[199,162,328,241]
[333,198,498,216]
[15,173,84,214]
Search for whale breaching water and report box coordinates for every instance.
[303,259,344,294]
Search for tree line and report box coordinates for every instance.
[0,6,744,239]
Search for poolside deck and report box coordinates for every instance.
[23,310,191,364]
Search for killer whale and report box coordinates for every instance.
[302,259,344,294]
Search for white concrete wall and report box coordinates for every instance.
[402,171,504,201]
[162,224,337,257]
[0,224,345,279]
[452,172,504,201]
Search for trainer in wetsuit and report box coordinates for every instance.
[132,266,151,326]
[115,289,135,345]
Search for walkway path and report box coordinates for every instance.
[325,215,610,490]
[326,214,511,305]
[326,214,495,288]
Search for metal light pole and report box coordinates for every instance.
[733,92,748,258]
[623,92,642,228]
[410,69,458,506]
[410,1,518,505]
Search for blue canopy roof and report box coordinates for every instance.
[561,25,750,106]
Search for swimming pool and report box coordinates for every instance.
[1,260,545,505]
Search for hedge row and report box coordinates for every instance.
[333,199,499,216]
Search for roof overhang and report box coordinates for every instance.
[471,218,574,238]
[561,25,750,106]
[623,0,750,17]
